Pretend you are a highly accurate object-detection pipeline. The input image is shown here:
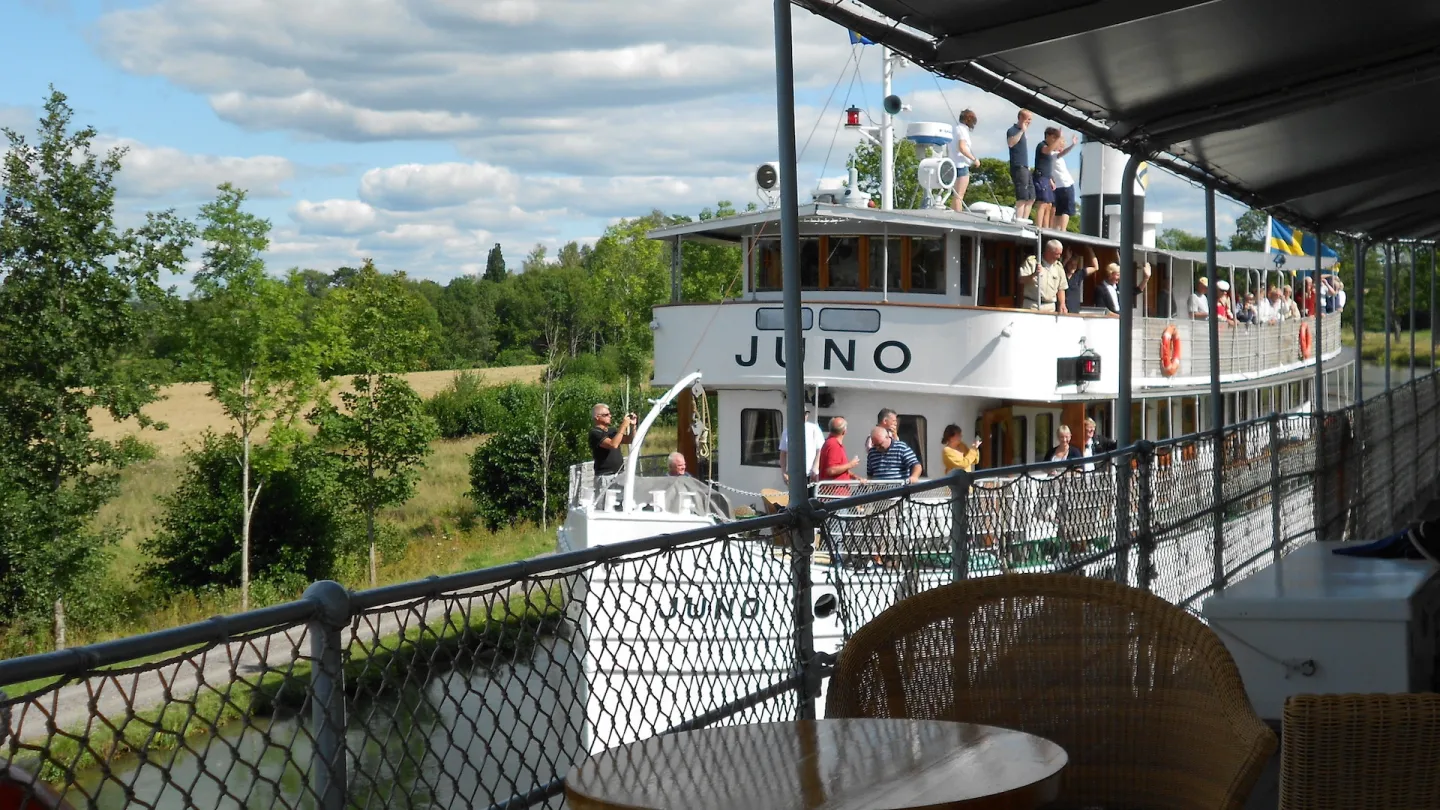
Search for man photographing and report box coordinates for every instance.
[589,403,636,477]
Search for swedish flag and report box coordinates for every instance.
[1269,218,1337,259]
[848,30,874,45]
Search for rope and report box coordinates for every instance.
[800,47,861,162]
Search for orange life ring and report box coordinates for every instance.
[1160,325,1182,376]
[1298,321,1314,360]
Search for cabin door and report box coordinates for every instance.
[981,241,1022,308]
[979,407,1015,469]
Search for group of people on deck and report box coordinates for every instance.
[1019,238,1153,315]
[778,408,989,490]
[1186,274,1345,324]
[948,108,1081,229]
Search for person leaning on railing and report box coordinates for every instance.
[1019,239,1067,312]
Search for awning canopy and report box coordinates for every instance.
[793,0,1440,242]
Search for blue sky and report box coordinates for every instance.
[2,0,1247,285]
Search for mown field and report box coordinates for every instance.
[52,367,555,649]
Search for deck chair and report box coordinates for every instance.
[1280,693,1440,809]
[825,573,1275,810]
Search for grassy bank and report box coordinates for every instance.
[1342,329,1438,367]
[25,590,564,783]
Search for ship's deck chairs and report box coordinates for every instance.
[825,573,1275,809]
[1280,693,1440,809]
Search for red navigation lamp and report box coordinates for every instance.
[844,106,861,128]
[1077,355,1101,381]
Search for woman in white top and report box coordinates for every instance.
[949,109,980,213]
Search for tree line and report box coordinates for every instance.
[0,90,742,650]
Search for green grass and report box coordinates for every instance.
[21,591,563,783]
[1342,329,1438,367]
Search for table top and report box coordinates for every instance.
[565,718,1067,810]
[1203,542,1438,621]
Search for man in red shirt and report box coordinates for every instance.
[817,417,865,569]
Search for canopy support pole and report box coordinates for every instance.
[1410,244,1417,382]
[772,0,814,720]
[1315,235,1325,412]
[1205,184,1225,591]
[1353,240,1369,406]
[1385,244,1394,391]
[1431,244,1437,373]
[1116,154,1141,586]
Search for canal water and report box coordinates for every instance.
[71,636,583,810]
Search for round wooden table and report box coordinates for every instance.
[565,718,1067,810]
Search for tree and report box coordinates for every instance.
[848,137,922,208]
[310,376,435,585]
[484,243,507,283]
[1230,209,1267,251]
[311,261,437,585]
[189,184,322,611]
[965,157,1018,209]
[0,89,194,646]
[1158,228,1209,252]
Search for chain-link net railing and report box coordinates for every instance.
[2,371,1439,809]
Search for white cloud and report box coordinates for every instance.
[0,105,35,134]
[97,137,295,199]
[290,199,381,235]
[359,162,521,210]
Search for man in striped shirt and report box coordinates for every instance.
[865,426,922,482]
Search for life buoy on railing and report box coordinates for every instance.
[1160,325,1182,376]
[1298,321,1314,360]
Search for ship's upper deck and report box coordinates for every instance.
[648,204,1346,397]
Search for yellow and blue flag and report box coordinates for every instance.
[1268,217,1337,259]
[848,30,874,45]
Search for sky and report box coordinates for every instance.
[1,0,1249,286]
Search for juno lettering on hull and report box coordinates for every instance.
[656,593,763,620]
[734,336,910,375]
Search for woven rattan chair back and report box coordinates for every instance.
[1280,693,1440,810]
[825,573,1275,810]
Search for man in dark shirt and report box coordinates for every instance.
[589,403,634,476]
[1006,109,1035,223]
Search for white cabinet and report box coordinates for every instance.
[1202,542,1440,721]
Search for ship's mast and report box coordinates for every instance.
[880,45,894,210]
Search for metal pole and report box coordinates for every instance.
[1385,244,1394,392]
[1313,236,1325,539]
[1431,244,1436,373]
[1410,244,1418,383]
[1115,154,1142,586]
[1354,240,1368,406]
[880,46,894,211]
[1315,234,1325,410]
[1269,412,1282,563]
[304,581,350,810]
[950,475,971,582]
[1205,185,1225,592]
[772,0,815,720]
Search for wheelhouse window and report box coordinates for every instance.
[825,237,862,290]
[959,236,974,297]
[740,408,782,467]
[910,237,945,293]
[750,235,945,294]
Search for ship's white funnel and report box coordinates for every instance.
[1079,139,1146,240]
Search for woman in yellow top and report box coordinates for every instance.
[941,424,981,473]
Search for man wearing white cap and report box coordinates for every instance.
[1215,279,1236,323]
[1188,276,1210,320]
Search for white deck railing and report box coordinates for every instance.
[1132,315,1343,379]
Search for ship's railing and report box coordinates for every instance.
[0,371,1437,809]
[1132,313,1343,378]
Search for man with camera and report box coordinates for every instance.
[590,403,636,477]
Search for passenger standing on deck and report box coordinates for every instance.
[865,408,899,450]
[1282,285,1302,320]
[1019,239,1067,312]
[778,406,825,485]
[949,109,980,212]
[1259,286,1282,324]
[1189,277,1210,320]
[1051,133,1080,232]
[1077,417,1115,472]
[1007,110,1035,222]
[1032,128,1061,229]
[1097,261,1152,316]
[818,418,863,493]
[1047,425,1082,461]
[1062,245,1098,311]
[589,403,635,477]
[940,425,981,474]
[866,426,922,482]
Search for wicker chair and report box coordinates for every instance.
[825,573,1276,810]
[1280,693,1440,809]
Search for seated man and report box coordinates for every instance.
[865,426,922,483]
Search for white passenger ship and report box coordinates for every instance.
[556,59,1352,754]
